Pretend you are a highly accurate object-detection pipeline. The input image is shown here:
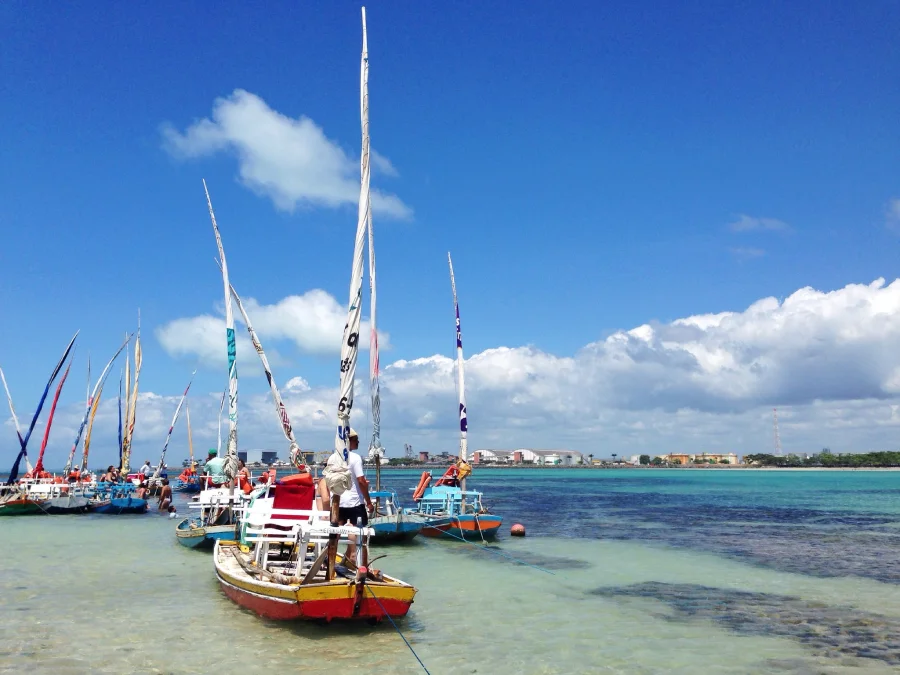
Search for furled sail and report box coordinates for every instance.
[34,355,75,476]
[64,335,132,475]
[448,253,468,464]
[326,6,370,496]
[120,320,142,474]
[216,389,226,456]
[80,384,105,474]
[367,209,383,462]
[228,280,302,465]
[203,180,239,481]
[151,372,196,481]
[3,331,79,484]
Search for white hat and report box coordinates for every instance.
[348,428,359,439]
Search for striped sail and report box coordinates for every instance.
[3,331,79,484]
[64,335,131,475]
[34,355,74,475]
[448,253,468,463]
[331,6,370,477]
[186,401,194,467]
[80,384,104,474]
[216,389,226,456]
[117,372,123,468]
[204,180,239,480]
[120,322,142,474]
[367,209,383,460]
[152,372,196,481]
[229,281,301,462]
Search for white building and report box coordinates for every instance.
[473,449,584,465]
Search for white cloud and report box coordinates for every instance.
[728,214,791,233]
[14,277,900,469]
[886,198,900,230]
[162,89,412,219]
[729,246,766,260]
[156,289,389,368]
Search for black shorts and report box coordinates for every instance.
[338,504,368,527]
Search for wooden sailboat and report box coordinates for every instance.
[174,402,202,493]
[176,183,247,549]
[214,8,416,621]
[406,254,503,540]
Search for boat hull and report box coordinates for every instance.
[175,518,235,549]
[214,542,416,622]
[93,496,148,514]
[45,495,91,515]
[369,514,424,544]
[0,499,45,516]
[420,514,502,540]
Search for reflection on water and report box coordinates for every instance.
[1,469,899,674]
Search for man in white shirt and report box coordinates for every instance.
[139,460,152,480]
[337,428,373,565]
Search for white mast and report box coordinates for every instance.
[448,253,468,494]
[330,5,370,472]
[204,180,239,481]
[367,208,384,481]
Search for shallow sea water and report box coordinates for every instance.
[1,468,899,674]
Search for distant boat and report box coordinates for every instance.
[405,254,503,541]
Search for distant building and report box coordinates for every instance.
[237,451,248,463]
[261,451,278,465]
[657,452,740,465]
[474,449,584,465]
[419,451,429,462]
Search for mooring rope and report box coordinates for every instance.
[432,527,556,575]
[364,584,431,675]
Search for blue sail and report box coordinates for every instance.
[7,332,78,484]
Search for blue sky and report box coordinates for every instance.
[2,1,899,467]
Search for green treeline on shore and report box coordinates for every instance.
[745,449,900,468]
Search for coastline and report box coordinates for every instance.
[379,464,900,472]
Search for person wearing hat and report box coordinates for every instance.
[204,449,227,487]
[337,428,373,564]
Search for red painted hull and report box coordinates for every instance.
[217,577,413,622]
[421,515,502,540]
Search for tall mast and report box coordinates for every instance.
[324,6,370,581]
[152,372,196,481]
[4,331,78,483]
[121,315,142,474]
[448,253,468,494]
[204,180,239,482]
[368,208,383,490]
[187,401,194,469]
[228,279,302,464]
[35,355,74,476]
[332,5,370,466]
[64,336,131,476]
[117,371,123,469]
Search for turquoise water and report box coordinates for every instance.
[1,469,899,673]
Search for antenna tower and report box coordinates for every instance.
[773,408,782,456]
[404,443,413,460]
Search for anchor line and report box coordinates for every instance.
[364,583,430,675]
[429,527,556,575]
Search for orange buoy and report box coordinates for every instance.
[510,523,526,537]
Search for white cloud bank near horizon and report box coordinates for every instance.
[8,277,900,467]
[161,89,412,219]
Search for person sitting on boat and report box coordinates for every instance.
[68,468,81,483]
[238,460,252,494]
[204,449,227,487]
[337,428,373,566]
[99,466,114,482]
[139,460,153,481]
[158,479,172,511]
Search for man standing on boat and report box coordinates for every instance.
[338,428,373,564]
[204,449,227,488]
[139,459,152,481]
